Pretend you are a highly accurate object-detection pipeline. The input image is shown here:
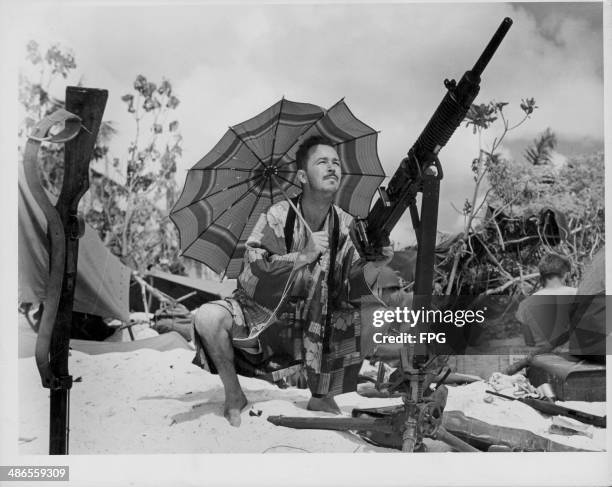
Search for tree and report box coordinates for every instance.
[440,96,604,299]
[443,98,537,295]
[487,150,605,288]
[524,128,557,166]
[84,75,183,272]
[19,40,185,274]
[19,41,76,194]
[19,40,116,196]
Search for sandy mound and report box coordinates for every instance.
[18,348,606,454]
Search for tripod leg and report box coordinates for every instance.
[401,416,418,452]
[434,426,479,452]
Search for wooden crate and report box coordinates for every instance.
[526,353,606,401]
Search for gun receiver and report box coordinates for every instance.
[355,17,513,259]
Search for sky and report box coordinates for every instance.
[4,1,606,245]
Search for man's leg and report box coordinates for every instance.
[307,395,341,414]
[194,303,248,427]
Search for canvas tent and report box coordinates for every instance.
[131,269,236,313]
[18,163,131,322]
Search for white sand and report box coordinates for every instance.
[18,348,606,454]
[444,381,607,451]
[19,349,400,454]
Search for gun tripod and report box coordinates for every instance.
[268,346,477,452]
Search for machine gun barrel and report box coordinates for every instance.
[472,17,513,76]
[362,18,513,254]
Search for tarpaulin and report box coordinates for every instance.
[18,163,131,322]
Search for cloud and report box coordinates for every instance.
[14,2,604,239]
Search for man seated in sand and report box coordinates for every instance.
[192,135,396,426]
[531,253,577,297]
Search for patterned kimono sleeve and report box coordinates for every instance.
[238,209,302,310]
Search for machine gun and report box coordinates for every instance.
[355,16,514,261]
[268,18,513,452]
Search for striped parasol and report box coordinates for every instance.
[170,98,385,277]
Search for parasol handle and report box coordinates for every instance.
[271,175,313,235]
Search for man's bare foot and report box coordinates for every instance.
[223,393,248,427]
[307,396,341,414]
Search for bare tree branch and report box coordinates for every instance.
[480,272,539,295]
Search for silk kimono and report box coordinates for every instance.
[227,199,374,396]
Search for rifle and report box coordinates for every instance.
[486,390,606,428]
[24,87,108,454]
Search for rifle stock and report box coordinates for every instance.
[25,87,108,455]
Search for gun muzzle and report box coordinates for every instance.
[471,17,513,77]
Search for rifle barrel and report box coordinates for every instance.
[486,390,606,428]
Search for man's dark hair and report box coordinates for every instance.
[538,253,571,285]
[295,135,336,170]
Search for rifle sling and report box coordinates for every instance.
[24,110,82,389]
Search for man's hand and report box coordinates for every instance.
[367,245,394,268]
[363,246,394,287]
[373,246,394,267]
[300,231,329,263]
